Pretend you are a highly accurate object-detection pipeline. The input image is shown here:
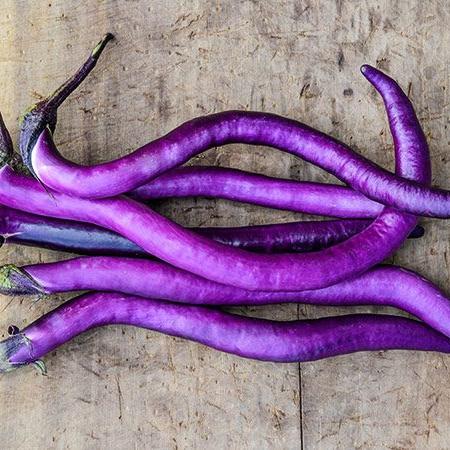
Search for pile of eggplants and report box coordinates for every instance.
[1,34,450,374]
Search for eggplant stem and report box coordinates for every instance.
[92,33,114,60]
[46,33,114,112]
[19,33,114,175]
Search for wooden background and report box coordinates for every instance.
[0,1,449,449]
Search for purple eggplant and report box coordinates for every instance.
[1,259,449,337]
[6,204,418,256]
[2,292,450,373]
[130,166,383,219]
[0,60,428,292]
[18,38,447,219]
[0,156,419,291]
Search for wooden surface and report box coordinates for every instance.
[0,1,449,449]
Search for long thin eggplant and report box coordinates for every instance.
[2,259,449,337]
[0,65,427,291]
[19,38,448,219]
[6,205,419,255]
[2,292,450,373]
[130,166,384,219]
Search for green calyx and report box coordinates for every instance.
[0,328,44,375]
[33,359,47,375]
[0,264,45,296]
[0,334,44,375]
[0,333,29,373]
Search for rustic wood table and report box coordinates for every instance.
[0,1,449,449]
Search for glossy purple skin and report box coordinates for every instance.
[0,87,423,291]
[0,162,416,291]
[0,66,428,291]
[0,205,145,256]
[2,205,388,255]
[19,258,450,338]
[5,292,450,368]
[199,219,374,253]
[361,65,431,183]
[130,166,383,219]
[28,67,443,218]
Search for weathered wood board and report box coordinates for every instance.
[0,1,449,449]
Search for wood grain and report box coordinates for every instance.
[0,1,449,449]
